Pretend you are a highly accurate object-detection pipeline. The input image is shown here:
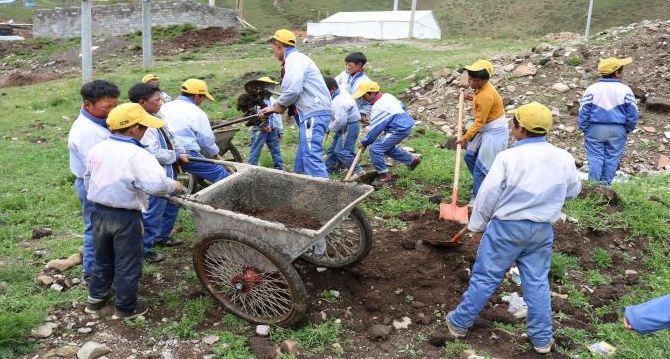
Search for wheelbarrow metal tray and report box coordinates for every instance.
[213,127,239,154]
[187,167,374,260]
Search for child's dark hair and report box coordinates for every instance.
[128,83,160,103]
[601,67,623,78]
[236,93,265,115]
[80,80,120,103]
[512,117,546,137]
[323,76,338,91]
[467,69,490,81]
[345,52,367,66]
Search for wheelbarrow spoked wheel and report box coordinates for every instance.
[175,172,197,194]
[300,207,373,268]
[226,144,243,163]
[193,235,307,326]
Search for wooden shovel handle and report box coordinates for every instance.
[344,147,364,181]
[451,89,465,204]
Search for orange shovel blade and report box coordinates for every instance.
[439,202,469,224]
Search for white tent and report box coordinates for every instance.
[307,11,441,40]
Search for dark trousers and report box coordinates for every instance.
[88,203,143,314]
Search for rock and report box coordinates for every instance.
[279,340,299,356]
[50,283,64,292]
[551,291,568,299]
[77,327,93,334]
[428,194,442,204]
[332,343,344,355]
[512,63,538,77]
[410,301,426,309]
[415,312,432,325]
[161,350,174,359]
[656,155,670,170]
[77,341,110,359]
[552,83,570,93]
[56,345,79,357]
[37,274,54,286]
[256,324,270,336]
[33,250,48,257]
[646,97,670,112]
[502,64,516,72]
[31,322,58,338]
[564,126,576,133]
[367,324,391,341]
[46,253,82,272]
[428,331,447,347]
[201,334,219,345]
[630,86,646,101]
[457,72,469,87]
[625,269,640,285]
[506,85,516,93]
[31,227,53,239]
[462,350,477,359]
[392,316,411,330]
[625,269,639,276]
[642,126,657,133]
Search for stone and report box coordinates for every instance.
[367,324,391,341]
[502,64,516,72]
[50,283,64,292]
[37,274,54,286]
[77,341,110,359]
[457,72,469,87]
[392,316,411,330]
[428,331,447,347]
[642,126,657,133]
[512,63,538,77]
[31,322,58,338]
[461,350,477,359]
[77,327,93,334]
[46,253,82,272]
[332,343,344,355]
[646,97,670,112]
[552,83,570,93]
[55,345,79,357]
[657,155,670,170]
[202,335,219,345]
[161,351,174,359]
[506,85,516,93]
[625,269,639,276]
[255,324,270,336]
[410,301,426,309]
[31,227,53,239]
[279,340,299,356]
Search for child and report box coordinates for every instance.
[578,57,638,185]
[335,52,372,120]
[242,77,284,170]
[142,73,172,102]
[624,295,670,334]
[323,76,364,178]
[446,102,581,354]
[161,79,229,182]
[353,80,421,186]
[84,103,184,319]
[67,80,119,285]
[456,59,508,204]
[129,83,188,264]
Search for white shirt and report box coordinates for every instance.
[160,97,219,157]
[67,110,111,178]
[85,136,177,211]
[469,137,582,232]
[277,48,331,116]
[329,85,360,133]
[335,70,372,115]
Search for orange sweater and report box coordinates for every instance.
[463,82,504,141]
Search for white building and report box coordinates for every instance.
[307,11,441,40]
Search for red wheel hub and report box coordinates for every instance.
[231,267,263,293]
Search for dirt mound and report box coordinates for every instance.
[0,71,64,88]
[154,27,239,55]
[234,205,323,230]
[406,19,670,177]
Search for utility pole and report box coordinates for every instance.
[236,0,243,15]
[208,0,214,7]
[393,0,398,11]
[584,0,594,41]
[142,0,152,69]
[408,0,417,39]
[80,0,92,83]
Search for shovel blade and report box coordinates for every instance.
[439,203,469,224]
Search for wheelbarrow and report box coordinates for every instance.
[166,161,374,327]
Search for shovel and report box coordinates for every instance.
[439,89,469,224]
[343,147,364,181]
[423,225,469,248]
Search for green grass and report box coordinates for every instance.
[550,252,580,284]
[212,331,253,358]
[584,269,610,287]
[270,320,342,354]
[591,248,613,269]
[444,340,471,357]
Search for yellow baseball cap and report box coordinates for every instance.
[244,77,279,94]
[142,73,159,83]
[269,29,297,46]
[508,102,553,134]
[181,79,214,101]
[107,103,165,130]
[352,80,380,99]
[597,57,632,75]
[463,59,494,77]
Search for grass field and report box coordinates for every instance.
[1,37,670,358]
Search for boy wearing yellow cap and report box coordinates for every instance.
[161,79,229,182]
[142,73,172,103]
[244,77,285,169]
[456,59,508,204]
[354,80,421,186]
[84,103,184,319]
[446,102,581,354]
[260,29,332,178]
[578,57,638,185]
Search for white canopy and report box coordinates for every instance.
[307,11,441,40]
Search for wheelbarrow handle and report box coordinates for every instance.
[211,114,260,130]
[186,156,251,170]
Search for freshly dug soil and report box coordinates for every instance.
[154,27,239,55]
[235,206,323,230]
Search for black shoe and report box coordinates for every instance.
[112,301,149,320]
[408,155,422,171]
[144,251,165,263]
[154,238,183,247]
[85,293,111,314]
[371,173,393,186]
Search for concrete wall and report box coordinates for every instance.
[33,0,238,38]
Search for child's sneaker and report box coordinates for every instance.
[84,294,111,314]
[407,155,422,171]
[534,338,554,354]
[371,173,392,186]
[445,311,468,338]
[349,169,366,181]
[112,301,149,320]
